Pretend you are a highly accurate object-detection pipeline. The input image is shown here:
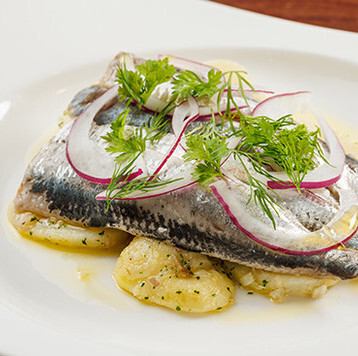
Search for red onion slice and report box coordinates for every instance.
[224,88,274,104]
[252,90,310,117]
[158,54,218,79]
[66,86,118,184]
[66,86,145,184]
[171,97,198,141]
[152,97,199,178]
[173,95,249,151]
[211,178,358,255]
[245,89,275,95]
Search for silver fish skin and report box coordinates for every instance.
[14,53,358,280]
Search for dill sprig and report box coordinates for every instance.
[234,114,326,189]
[104,156,181,208]
[217,70,254,120]
[225,70,255,106]
[235,155,280,228]
[104,156,140,210]
[107,172,182,201]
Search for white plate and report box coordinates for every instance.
[1,1,358,355]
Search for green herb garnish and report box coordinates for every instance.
[217,70,254,125]
[102,109,179,205]
[240,160,280,228]
[102,109,146,165]
[184,120,229,185]
[105,160,181,204]
[234,114,325,190]
[103,57,326,227]
[116,58,176,106]
[172,68,222,104]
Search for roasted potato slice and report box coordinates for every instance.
[114,236,235,313]
[226,263,339,302]
[11,211,129,249]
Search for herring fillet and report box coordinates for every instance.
[14,53,358,280]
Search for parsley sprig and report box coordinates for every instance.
[184,120,229,185]
[172,69,222,104]
[102,109,146,165]
[117,58,176,106]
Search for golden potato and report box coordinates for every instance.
[226,263,339,302]
[114,236,235,313]
[11,211,129,250]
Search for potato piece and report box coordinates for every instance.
[11,211,129,249]
[114,237,235,313]
[226,263,339,302]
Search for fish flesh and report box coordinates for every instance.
[14,53,358,279]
